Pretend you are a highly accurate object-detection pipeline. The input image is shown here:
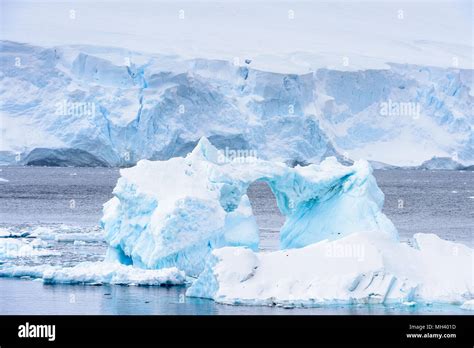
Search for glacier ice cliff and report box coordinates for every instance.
[101,137,396,277]
[1,41,473,167]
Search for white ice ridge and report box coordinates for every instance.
[187,233,474,306]
[0,262,185,286]
[102,137,396,277]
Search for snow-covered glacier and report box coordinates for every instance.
[1,41,473,167]
[101,137,396,277]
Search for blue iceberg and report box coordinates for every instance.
[101,137,396,277]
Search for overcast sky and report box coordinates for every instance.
[1,0,472,72]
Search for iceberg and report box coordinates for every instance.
[100,137,472,305]
[417,156,465,171]
[102,137,396,277]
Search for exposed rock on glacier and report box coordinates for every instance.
[187,233,473,306]
[101,137,396,277]
[23,148,109,167]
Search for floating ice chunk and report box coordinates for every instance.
[460,300,474,311]
[0,228,29,239]
[0,262,186,286]
[27,226,104,243]
[29,239,49,248]
[0,238,60,258]
[102,137,395,277]
[402,301,417,307]
[29,226,56,240]
[0,228,12,238]
[0,177,9,183]
[187,233,473,306]
[54,232,104,242]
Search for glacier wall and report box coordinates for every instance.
[1,41,472,167]
[101,138,396,277]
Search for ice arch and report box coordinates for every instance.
[101,137,397,277]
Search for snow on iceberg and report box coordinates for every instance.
[187,233,473,306]
[102,137,396,277]
[0,262,186,286]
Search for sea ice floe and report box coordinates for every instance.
[28,226,104,243]
[0,262,186,286]
[0,238,60,258]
